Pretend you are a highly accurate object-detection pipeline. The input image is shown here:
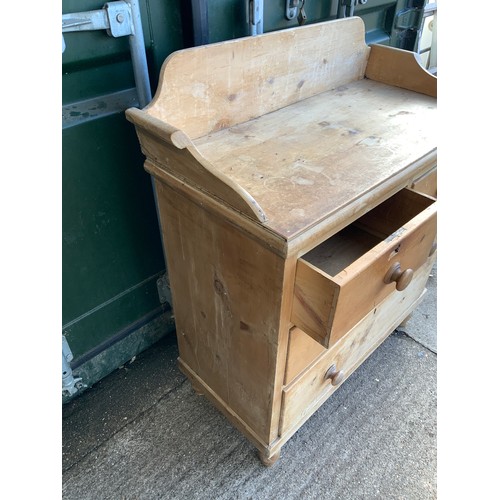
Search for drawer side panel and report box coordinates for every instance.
[291,260,338,347]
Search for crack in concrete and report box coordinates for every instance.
[62,377,189,474]
[394,329,437,355]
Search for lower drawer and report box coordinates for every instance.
[279,256,435,436]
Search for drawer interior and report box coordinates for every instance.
[303,225,380,278]
[291,188,436,348]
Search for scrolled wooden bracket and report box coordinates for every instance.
[365,44,437,98]
[125,107,268,224]
[125,107,191,149]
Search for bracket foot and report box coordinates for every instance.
[258,449,280,467]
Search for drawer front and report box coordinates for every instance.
[291,189,437,348]
[281,257,434,435]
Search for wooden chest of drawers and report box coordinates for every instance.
[126,17,437,466]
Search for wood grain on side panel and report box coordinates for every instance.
[154,180,286,441]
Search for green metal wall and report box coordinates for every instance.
[62,0,423,401]
[204,0,419,46]
[62,0,185,399]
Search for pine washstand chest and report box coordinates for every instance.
[126,17,437,466]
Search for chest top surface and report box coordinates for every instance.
[193,79,436,238]
[126,17,437,241]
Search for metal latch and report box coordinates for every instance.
[62,1,133,38]
[62,0,152,115]
[285,0,309,24]
[286,0,300,21]
[338,0,368,19]
[104,1,133,37]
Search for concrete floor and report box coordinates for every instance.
[62,265,437,500]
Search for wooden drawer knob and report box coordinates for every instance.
[325,364,345,386]
[384,262,413,291]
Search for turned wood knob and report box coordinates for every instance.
[325,364,345,386]
[384,262,413,291]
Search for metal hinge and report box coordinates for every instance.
[62,336,86,398]
[391,1,426,51]
[156,273,171,305]
[394,6,424,30]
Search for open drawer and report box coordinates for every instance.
[291,188,437,348]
